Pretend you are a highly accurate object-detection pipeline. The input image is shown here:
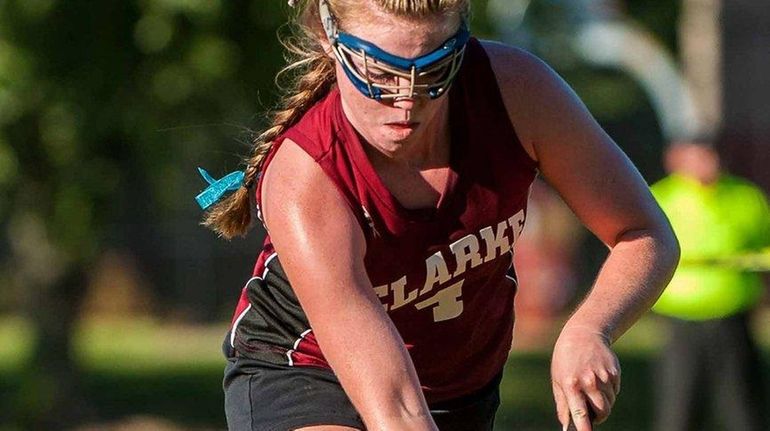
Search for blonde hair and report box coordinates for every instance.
[203,0,470,239]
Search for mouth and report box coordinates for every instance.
[385,121,420,131]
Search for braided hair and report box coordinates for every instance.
[202,0,469,238]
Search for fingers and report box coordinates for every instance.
[598,364,621,396]
[553,377,594,431]
[553,379,571,428]
[554,369,621,430]
[584,390,609,425]
[586,369,620,424]
[596,370,616,407]
[551,330,622,430]
[564,384,593,431]
[610,366,621,395]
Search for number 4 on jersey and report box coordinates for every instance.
[415,280,464,322]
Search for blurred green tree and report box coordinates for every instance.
[0,0,286,427]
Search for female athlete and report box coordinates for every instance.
[197,1,680,430]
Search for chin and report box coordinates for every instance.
[378,140,404,154]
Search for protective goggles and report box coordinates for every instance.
[319,0,470,100]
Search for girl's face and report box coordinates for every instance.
[332,10,462,158]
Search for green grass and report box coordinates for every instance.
[73,318,227,373]
[1,313,769,430]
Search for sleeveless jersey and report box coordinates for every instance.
[225,38,538,403]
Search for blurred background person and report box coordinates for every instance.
[650,139,770,431]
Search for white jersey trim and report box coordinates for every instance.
[286,328,313,366]
[505,258,518,288]
[230,252,279,348]
[262,252,278,279]
[230,301,254,348]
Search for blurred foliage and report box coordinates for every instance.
[0,0,295,318]
[626,0,680,52]
[0,0,295,426]
[0,0,287,218]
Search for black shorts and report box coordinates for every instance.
[224,355,502,431]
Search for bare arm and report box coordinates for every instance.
[261,140,437,431]
[485,41,680,430]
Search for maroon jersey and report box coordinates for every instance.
[226,38,537,403]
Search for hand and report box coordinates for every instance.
[551,326,621,431]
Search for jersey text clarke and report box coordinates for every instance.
[373,210,525,322]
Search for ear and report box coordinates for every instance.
[319,35,335,59]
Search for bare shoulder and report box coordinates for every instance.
[479,40,553,87]
[260,138,362,249]
[260,138,323,222]
[479,40,586,162]
[260,138,325,206]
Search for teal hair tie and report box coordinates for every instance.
[195,167,245,210]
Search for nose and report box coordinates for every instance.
[391,75,416,110]
[392,95,415,111]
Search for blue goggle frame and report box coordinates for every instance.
[320,0,470,100]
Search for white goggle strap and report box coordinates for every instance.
[361,51,375,98]
[410,65,416,97]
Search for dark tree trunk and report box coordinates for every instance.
[15,265,95,429]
